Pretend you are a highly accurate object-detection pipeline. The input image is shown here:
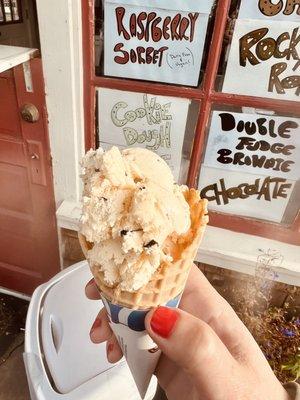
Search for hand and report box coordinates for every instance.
[85,265,290,400]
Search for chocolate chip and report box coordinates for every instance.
[139,186,146,190]
[95,168,100,172]
[121,228,142,236]
[101,197,108,201]
[144,240,158,248]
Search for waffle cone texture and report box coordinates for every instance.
[79,188,208,310]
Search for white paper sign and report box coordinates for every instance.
[98,88,190,181]
[223,19,300,101]
[198,165,295,223]
[239,0,300,22]
[104,0,214,86]
[204,111,300,180]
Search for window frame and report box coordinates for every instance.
[81,0,300,245]
[0,0,22,25]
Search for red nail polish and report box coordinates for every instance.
[107,343,114,353]
[91,317,101,331]
[150,307,178,338]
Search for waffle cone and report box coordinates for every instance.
[79,188,208,310]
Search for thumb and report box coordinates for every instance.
[145,307,234,387]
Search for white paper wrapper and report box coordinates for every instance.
[101,294,181,399]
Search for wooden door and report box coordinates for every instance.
[0,57,60,295]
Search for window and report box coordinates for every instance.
[0,0,22,24]
[82,0,300,245]
[94,0,216,89]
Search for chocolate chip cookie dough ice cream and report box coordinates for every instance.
[80,146,191,293]
[79,146,208,308]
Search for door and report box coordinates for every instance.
[0,57,60,294]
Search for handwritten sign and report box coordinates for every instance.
[97,88,190,181]
[204,112,300,180]
[239,0,300,22]
[104,0,214,86]
[223,0,300,100]
[198,111,299,222]
[199,166,295,223]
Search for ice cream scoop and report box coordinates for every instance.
[80,146,191,292]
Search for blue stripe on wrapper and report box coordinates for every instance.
[103,294,181,332]
[166,296,181,308]
[107,302,123,324]
[128,311,148,332]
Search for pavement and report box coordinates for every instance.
[0,293,30,400]
[0,340,30,400]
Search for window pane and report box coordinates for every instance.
[0,5,4,22]
[12,0,19,20]
[4,0,12,21]
[96,87,200,184]
[95,0,216,89]
[216,0,299,101]
[198,106,300,225]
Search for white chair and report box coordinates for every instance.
[24,261,157,400]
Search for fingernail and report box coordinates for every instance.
[87,279,94,287]
[150,307,178,338]
[107,343,114,353]
[91,317,101,332]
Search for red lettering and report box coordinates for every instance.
[144,12,157,42]
[114,43,129,64]
[152,17,162,42]
[188,13,199,42]
[170,13,181,40]
[115,7,130,40]
[129,13,137,37]
[136,12,147,40]
[179,17,190,41]
[162,17,171,40]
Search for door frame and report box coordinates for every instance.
[35,0,85,206]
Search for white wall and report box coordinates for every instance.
[36,0,85,205]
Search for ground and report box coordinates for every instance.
[0,342,30,400]
[0,294,30,400]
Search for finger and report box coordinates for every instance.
[155,355,194,399]
[90,308,113,343]
[145,307,236,398]
[85,279,101,300]
[181,264,263,363]
[106,334,123,363]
